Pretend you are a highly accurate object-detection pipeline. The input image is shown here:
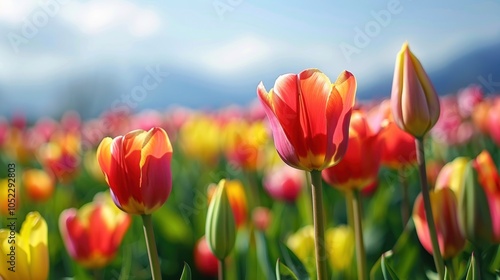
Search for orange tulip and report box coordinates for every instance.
[59,192,131,268]
[487,99,500,146]
[413,188,465,259]
[257,68,357,171]
[391,42,440,138]
[97,127,173,215]
[322,110,382,191]
[23,169,54,202]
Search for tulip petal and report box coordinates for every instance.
[328,71,356,166]
[96,137,113,183]
[257,83,301,169]
[140,128,173,213]
[297,69,331,160]
[121,130,147,205]
[19,212,49,280]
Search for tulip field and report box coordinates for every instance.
[1,44,500,280]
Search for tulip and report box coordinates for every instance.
[205,179,236,260]
[207,180,248,228]
[0,179,19,216]
[322,110,382,191]
[22,169,54,202]
[391,42,444,278]
[194,236,219,277]
[434,157,469,195]
[487,99,500,146]
[472,100,492,135]
[97,127,173,215]
[413,188,466,259]
[286,225,316,277]
[252,207,272,231]
[262,164,304,203]
[222,120,269,171]
[59,192,131,268]
[0,212,49,280]
[391,42,440,138]
[178,115,221,165]
[325,226,354,271]
[38,131,81,184]
[257,68,356,171]
[459,151,500,244]
[367,100,416,169]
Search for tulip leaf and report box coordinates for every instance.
[381,251,400,280]
[276,259,299,280]
[278,243,310,280]
[255,230,277,280]
[179,262,192,280]
[465,253,479,280]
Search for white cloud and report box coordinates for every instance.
[0,0,39,25]
[61,0,161,37]
[197,35,272,74]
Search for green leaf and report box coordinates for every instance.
[276,259,299,280]
[381,251,400,280]
[179,262,191,280]
[255,230,276,280]
[465,253,479,280]
[278,243,310,280]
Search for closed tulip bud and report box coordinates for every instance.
[205,179,236,260]
[97,127,173,215]
[23,169,55,202]
[391,42,440,138]
[59,192,131,268]
[413,188,465,259]
[207,179,248,227]
[257,68,357,171]
[0,212,49,280]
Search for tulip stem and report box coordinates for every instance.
[310,170,328,280]
[347,190,367,280]
[415,138,445,280]
[141,214,162,280]
[399,168,410,226]
[218,259,226,280]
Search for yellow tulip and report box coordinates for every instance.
[0,212,49,280]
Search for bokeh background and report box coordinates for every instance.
[1,0,500,119]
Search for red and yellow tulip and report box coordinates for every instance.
[22,169,54,202]
[97,127,173,215]
[257,68,357,171]
[59,192,131,268]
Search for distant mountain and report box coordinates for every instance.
[358,40,500,100]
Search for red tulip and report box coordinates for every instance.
[257,68,357,171]
[97,127,173,214]
[413,188,466,259]
[263,164,304,202]
[322,110,382,191]
[194,236,219,276]
[59,192,131,268]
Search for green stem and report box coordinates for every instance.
[310,170,328,280]
[415,138,445,280]
[141,214,162,280]
[350,190,367,280]
[399,168,410,226]
[218,258,226,280]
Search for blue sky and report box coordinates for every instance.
[1,0,500,117]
